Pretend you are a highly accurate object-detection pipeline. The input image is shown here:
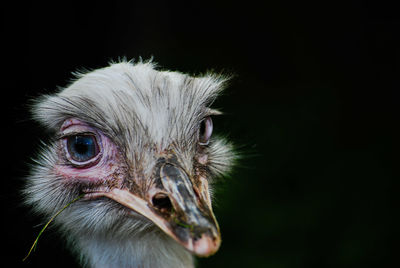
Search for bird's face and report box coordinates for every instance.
[56,116,219,256]
[26,62,234,258]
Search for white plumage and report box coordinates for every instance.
[25,60,235,268]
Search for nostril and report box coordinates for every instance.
[152,193,173,213]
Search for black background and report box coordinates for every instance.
[2,1,398,267]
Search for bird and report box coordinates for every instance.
[24,60,235,268]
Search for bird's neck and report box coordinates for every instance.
[72,231,194,268]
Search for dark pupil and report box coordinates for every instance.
[200,120,206,137]
[67,135,97,162]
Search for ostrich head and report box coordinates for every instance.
[24,61,234,268]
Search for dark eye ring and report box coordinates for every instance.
[199,116,213,145]
[65,134,100,165]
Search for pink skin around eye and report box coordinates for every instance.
[54,119,125,185]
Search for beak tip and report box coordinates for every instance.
[192,235,221,257]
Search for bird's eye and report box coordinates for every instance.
[66,135,100,163]
[199,116,213,145]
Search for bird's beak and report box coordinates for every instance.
[98,158,221,257]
